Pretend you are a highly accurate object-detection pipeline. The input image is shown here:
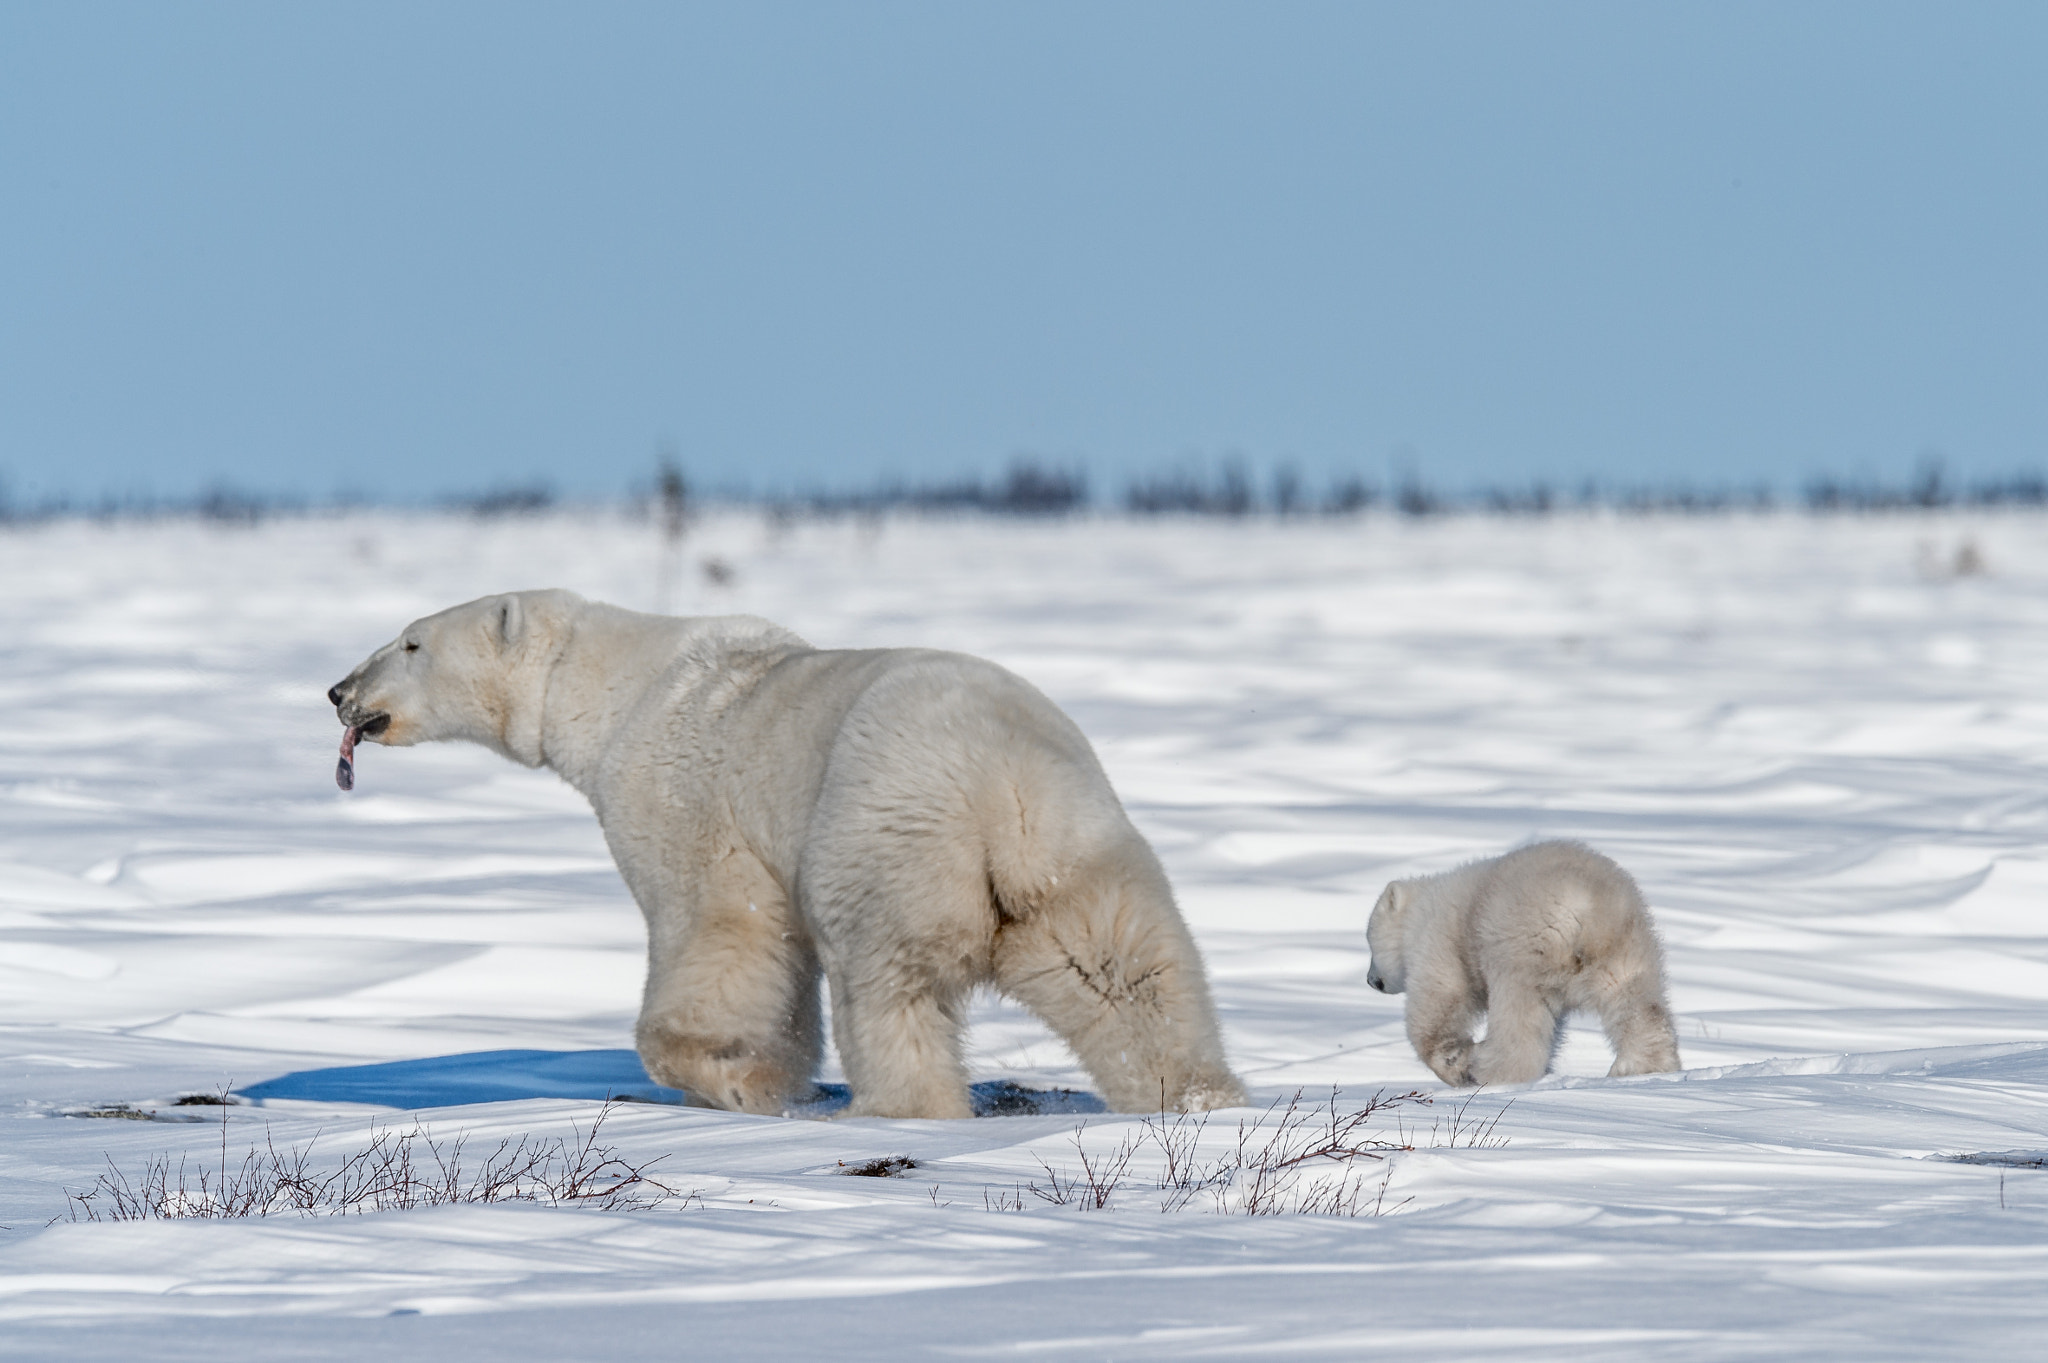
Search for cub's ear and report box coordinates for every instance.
[495,594,525,652]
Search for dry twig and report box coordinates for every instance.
[63,1098,686,1222]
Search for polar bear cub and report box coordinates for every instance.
[1367,841,1680,1086]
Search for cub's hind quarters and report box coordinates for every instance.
[1367,840,1681,1087]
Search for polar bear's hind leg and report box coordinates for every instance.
[1577,916,1681,1077]
[827,965,977,1119]
[1466,975,1561,1086]
[805,824,988,1120]
[1599,977,1682,1076]
[812,846,982,1118]
[993,840,1245,1113]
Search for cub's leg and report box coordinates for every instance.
[634,846,821,1115]
[1404,976,1483,1086]
[992,841,1245,1113]
[1597,970,1682,1077]
[1467,975,1560,1086]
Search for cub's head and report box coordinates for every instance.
[1365,880,1413,994]
[328,590,577,765]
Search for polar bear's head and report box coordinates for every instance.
[1365,880,1412,994]
[328,590,580,767]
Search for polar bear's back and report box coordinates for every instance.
[810,648,1127,838]
[731,647,1137,908]
[750,646,1105,793]
[1465,841,1662,996]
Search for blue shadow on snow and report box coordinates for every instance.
[235,1048,1105,1118]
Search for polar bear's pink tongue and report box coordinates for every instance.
[336,725,361,792]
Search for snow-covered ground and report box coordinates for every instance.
[4,508,2047,1360]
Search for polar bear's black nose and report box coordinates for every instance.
[1367,973,1385,993]
[328,685,344,707]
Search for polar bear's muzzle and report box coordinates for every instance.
[336,708,391,740]
[327,683,391,738]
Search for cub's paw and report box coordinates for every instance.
[1423,1041,1477,1088]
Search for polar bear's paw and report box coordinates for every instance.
[636,1026,803,1116]
[1171,1072,1250,1112]
[1420,1039,1478,1088]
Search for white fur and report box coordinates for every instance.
[330,590,1246,1119]
[1366,840,1681,1086]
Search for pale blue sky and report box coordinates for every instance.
[2,2,2043,503]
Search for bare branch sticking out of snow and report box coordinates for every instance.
[61,1098,690,1222]
[1017,1087,1501,1216]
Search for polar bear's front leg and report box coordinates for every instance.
[1404,982,1481,1087]
[633,847,822,1115]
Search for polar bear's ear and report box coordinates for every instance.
[495,595,525,652]
[1369,881,1402,927]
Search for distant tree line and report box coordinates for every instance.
[755,460,1088,517]
[6,456,2048,524]
[1801,460,2048,512]
[0,479,561,524]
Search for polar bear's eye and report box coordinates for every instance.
[403,641,419,653]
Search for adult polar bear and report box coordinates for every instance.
[329,590,1245,1120]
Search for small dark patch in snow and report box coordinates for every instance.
[62,1101,217,1123]
[172,1092,237,1106]
[788,1079,1106,1119]
[972,1079,1103,1117]
[838,1156,917,1177]
[1947,1150,2048,1169]
[66,1105,160,1121]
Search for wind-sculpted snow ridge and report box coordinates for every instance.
[4,510,2048,1359]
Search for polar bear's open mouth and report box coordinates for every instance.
[334,714,390,792]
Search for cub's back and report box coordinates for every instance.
[1469,841,1650,970]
